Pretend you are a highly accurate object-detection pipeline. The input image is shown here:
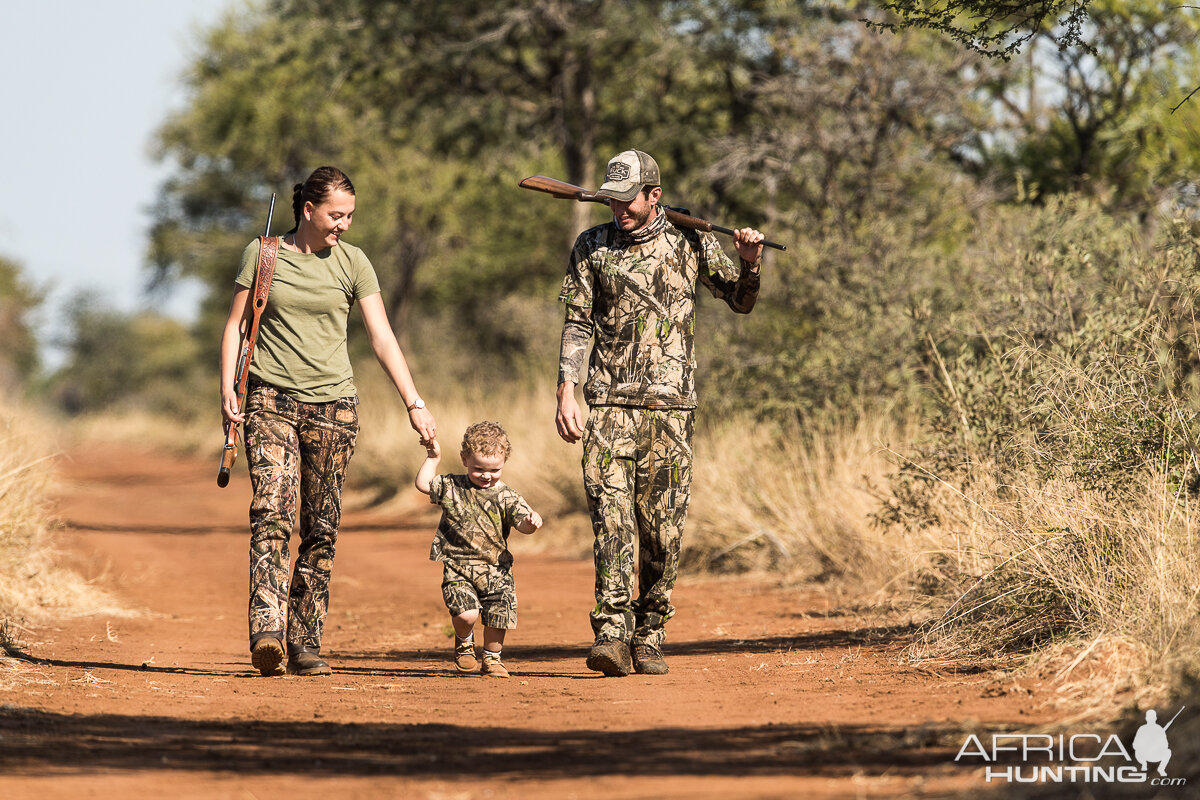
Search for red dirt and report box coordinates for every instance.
[0,447,1056,799]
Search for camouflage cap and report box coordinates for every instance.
[594,150,661,202]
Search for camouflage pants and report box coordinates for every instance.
[582,405,694,649]
[244,382,359,652]
[441,562,518,629]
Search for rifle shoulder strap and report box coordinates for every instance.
[241,235,279,377]
[251,235,279,313]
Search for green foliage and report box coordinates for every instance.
[873,0,1093,58]
[910,199,1200,500]
[0,256,42,392]
[143,0,1200,428]
[149,0,755,355]
[47,294,206,416]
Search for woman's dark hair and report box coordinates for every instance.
[288,166,355,232]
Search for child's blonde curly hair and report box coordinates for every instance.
[461,421,512,460]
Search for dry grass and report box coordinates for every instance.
[350,374,916,577]
[687,413,917,583]
[0,400,124,670]
[62,407,218,457]
[893,463,1200,717]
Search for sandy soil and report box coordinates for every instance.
[0,447,1057,799]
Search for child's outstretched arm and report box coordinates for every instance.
[414,439,441,495]
[515,509,543,535]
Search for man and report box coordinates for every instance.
[555,149,765,676]
[1132,709,1172,777]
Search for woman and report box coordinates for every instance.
[220,166,436,677]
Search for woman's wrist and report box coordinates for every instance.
[406,397,426,412]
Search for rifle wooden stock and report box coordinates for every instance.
[217,195,277,488]
[518,175,787,251]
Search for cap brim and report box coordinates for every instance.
[593,181,640,202]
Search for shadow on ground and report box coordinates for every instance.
[0,706,968,781]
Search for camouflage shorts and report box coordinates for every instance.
[244,382,359,652]
[582,405,693,649]
[441,562,518,630]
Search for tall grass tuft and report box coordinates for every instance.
[0,400,121,661]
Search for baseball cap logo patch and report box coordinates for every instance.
[607,162,631,182]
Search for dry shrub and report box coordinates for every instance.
[905,471,1200,690]
[883,206,1200,709]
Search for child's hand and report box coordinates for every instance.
[527,511,543,530]
[425,439,441,459]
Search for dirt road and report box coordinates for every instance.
[0,448,1053,798]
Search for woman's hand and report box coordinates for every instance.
[221,388,244,424]
[409,406,437,445]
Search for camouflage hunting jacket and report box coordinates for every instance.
[558,207,760,409]
[427,474,533,568]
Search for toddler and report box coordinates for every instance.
[415,421,543,677]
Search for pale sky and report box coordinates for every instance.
[0,0,237,362]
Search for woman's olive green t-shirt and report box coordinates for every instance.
[236,238,381,403]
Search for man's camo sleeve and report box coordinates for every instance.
[558,236,596,385]
[558,316,592,385]
[697,230,760,313]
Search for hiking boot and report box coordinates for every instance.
[586,638,631,677]
[632,642,669,675]
[454,637,478,672]
[250,636,285,677]
[286,646,332,676]
[480,649,510,678]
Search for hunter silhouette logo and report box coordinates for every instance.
[606,162,631,181]
[1133,707,1183,777]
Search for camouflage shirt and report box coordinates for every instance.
[427,474,533,568]
[558,207,760,409]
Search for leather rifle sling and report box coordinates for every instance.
[235,235,279,407]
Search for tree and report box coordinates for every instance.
[982,0,1200,210]
[874,0,1094,58]
[149,0,765,361]
[47,294,205,415]
[0,256,42,392]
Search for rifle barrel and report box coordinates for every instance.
[1164,705,1186,730]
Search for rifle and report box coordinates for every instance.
[1164,706,1186,730]
[217,194,278,488]
[518,175,787,251]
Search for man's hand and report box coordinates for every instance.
[556,381,584,444]
[733,227,765,264]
